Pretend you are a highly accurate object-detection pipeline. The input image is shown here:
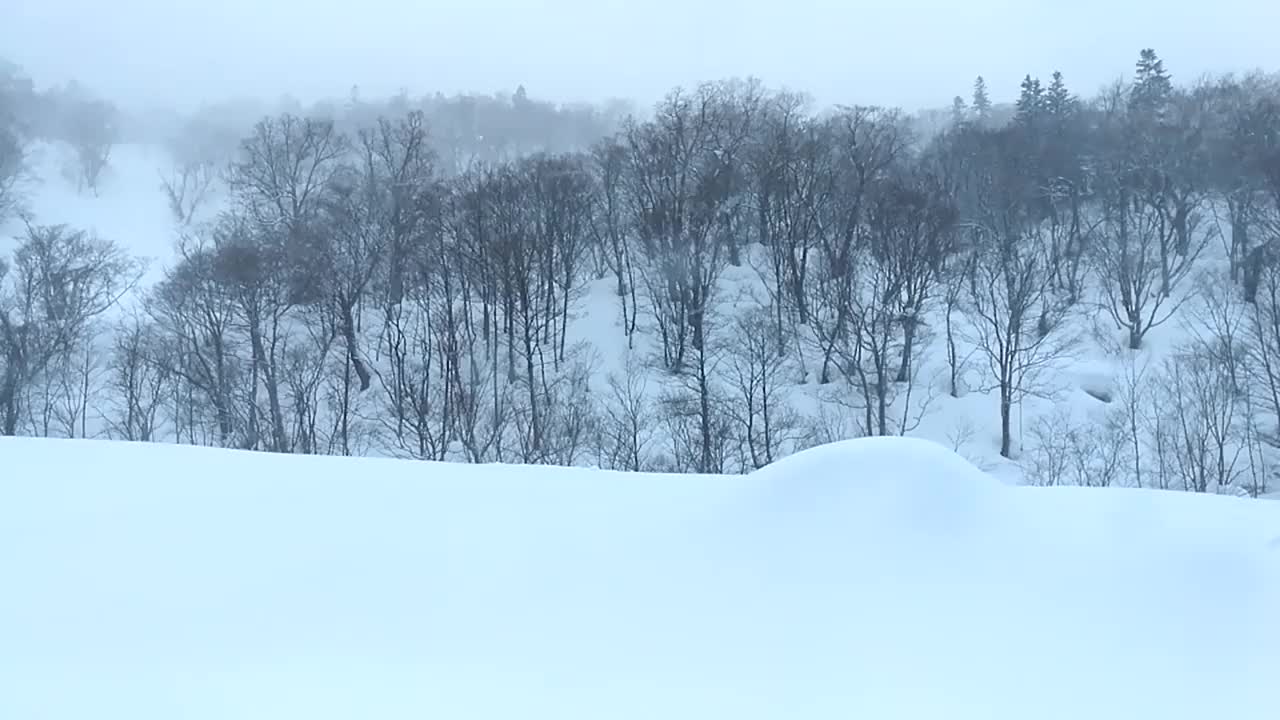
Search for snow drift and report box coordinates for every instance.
[1,436,1278,719]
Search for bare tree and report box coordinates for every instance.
[460,158,576,387]
[1092,147,1209,349]
[1247,263,1280,435]
[656,383,732,475]
[866,171,958,382]
[1111,346,1155,488]
[281,302,337,454]
[226,113,350,304]
[452,353,514,464]
[941,253,977,398]
[358,110,438,305]
[64,98,117,195]
[596,354,657,471]
[725,305,799,469]
[23,327,104,439]
[1026,410,1074,486]
[374,286,448,460]
[319,165,382,396]
[160,110,245,226]
[533,346,599,467]
[49,330,105,438]
[588,138,640,342]
[919,124,982,398]
[472,162,551,459]
[160,160,217,226]
[103,314,172,442]
[965,233,1075,458]
[950,123,1078,458]
[805,106,910,383]
[317,111,444,456]
[746,92,834,339]
[1183,279,1274,496]
[313,113,441,452]
[832,251,903,437]
[623,80,759,373]
[0,223,140,435]
[1028,407,1128,487]
[525,152,594,366]
[1232,90,1280,433]
[1159,346,1247,493]
[208,217,295,451]
[147,238,245,447]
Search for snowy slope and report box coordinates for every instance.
[3,138,1276,493]
[1,436,1278,719]
[2,141,190,286]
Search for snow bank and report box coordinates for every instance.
[1,436,1278,720]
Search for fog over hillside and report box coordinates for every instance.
[6,0,1280,111]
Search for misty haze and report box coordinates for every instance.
[2,2,1280,719]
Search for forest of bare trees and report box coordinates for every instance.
[2,50,1279,494]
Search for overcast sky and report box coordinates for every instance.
[4,0,1278,112]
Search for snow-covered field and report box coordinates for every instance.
[1,435,1278,719]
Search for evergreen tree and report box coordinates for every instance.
[1016,75,1046,124]
[1039,71,1083,185]
[1129,48,1173,117]
[972,76,992,123]
[1045,71,1077,119]
[951,95,969,125]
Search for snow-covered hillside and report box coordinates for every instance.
[0,141,191,284]
[5,45,1280,500]
[1,435,1277,719]
[4,134,1275,495]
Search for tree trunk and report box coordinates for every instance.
[896,316,917,383]
[1000,388,1013,459]
[1174,204,1190,257]
[698,353,714,474]
[248,310,288,451]
[1230,196,1249,284]
[340,297,372,392]
[523,321,541,460]
[1243,245,1267,305]
[0,382,17,436]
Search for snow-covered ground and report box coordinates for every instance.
[1,435,1277,719]
[1,141,188,286]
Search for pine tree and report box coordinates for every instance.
[951,95,969,125]
[1016,74,1045,124]
[972,76,992,123]
[1045,71,1076,119]
[1129,48,1172,117]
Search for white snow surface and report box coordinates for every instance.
[3,141,186,286]
[2,436,1278,719]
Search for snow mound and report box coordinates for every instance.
[744,435,1005,541]
[751,434,996,488]
[1,437,1279,720]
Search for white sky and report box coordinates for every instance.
[3,0,1278,112]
